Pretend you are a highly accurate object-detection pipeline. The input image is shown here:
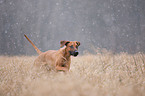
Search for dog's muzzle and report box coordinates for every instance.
[69,50,79,57]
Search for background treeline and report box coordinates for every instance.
[0,0,145,55]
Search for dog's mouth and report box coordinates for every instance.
[69,50,79,57]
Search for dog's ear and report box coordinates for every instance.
[60,41,70,47]
[76,41,80,46]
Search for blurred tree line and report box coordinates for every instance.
[0,0,145,55]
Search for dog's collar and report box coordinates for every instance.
[62,48,70,60]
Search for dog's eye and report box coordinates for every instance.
[62,64,65,67]
[69,45,74,49]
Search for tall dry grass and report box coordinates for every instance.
[0,53,145,96]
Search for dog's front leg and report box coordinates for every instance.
[55,65,69,72]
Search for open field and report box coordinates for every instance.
[0,53,145,96]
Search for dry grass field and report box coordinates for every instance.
[0,53,145,96]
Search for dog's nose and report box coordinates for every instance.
[74,50,79,56]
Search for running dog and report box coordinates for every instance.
[24,34,80,72]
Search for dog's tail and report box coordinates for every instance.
[24,34,42,55]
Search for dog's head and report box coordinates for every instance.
[60,40,80,57]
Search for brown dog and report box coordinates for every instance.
[24,34,80,72]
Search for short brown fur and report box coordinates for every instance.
[24,34,80,72]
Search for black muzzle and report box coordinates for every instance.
[69,50,79,57]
